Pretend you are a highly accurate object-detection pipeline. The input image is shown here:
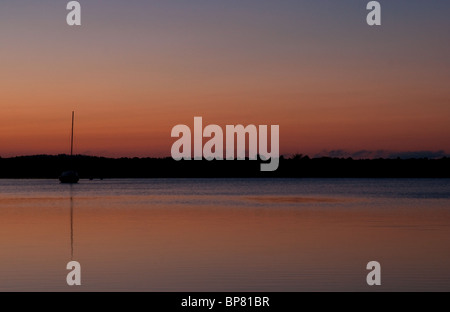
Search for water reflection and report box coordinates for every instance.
[0,179,449,291]
[69,185,74,261]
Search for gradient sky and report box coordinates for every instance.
[0,0,449,158]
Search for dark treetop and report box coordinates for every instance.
[0,155,449,178]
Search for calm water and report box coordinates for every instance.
[0,178,449,291]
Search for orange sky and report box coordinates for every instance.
[0,1,449,158]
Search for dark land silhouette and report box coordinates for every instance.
[0,154,449,178]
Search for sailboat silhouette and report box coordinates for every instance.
[59,111,80,183]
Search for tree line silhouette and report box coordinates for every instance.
[0,154,449,178]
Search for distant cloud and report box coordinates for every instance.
[314,150,449,159]
[386,150,449,159]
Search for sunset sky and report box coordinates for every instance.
[0,0,449,158]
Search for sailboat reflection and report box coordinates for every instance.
[66,185,81,286]
[69,184,74,260]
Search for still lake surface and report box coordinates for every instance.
[0,178,449,291]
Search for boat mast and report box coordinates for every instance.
[71,111,74,157]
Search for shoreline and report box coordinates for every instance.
[0,155,449,179]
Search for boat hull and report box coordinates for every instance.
[59,171,79,184]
